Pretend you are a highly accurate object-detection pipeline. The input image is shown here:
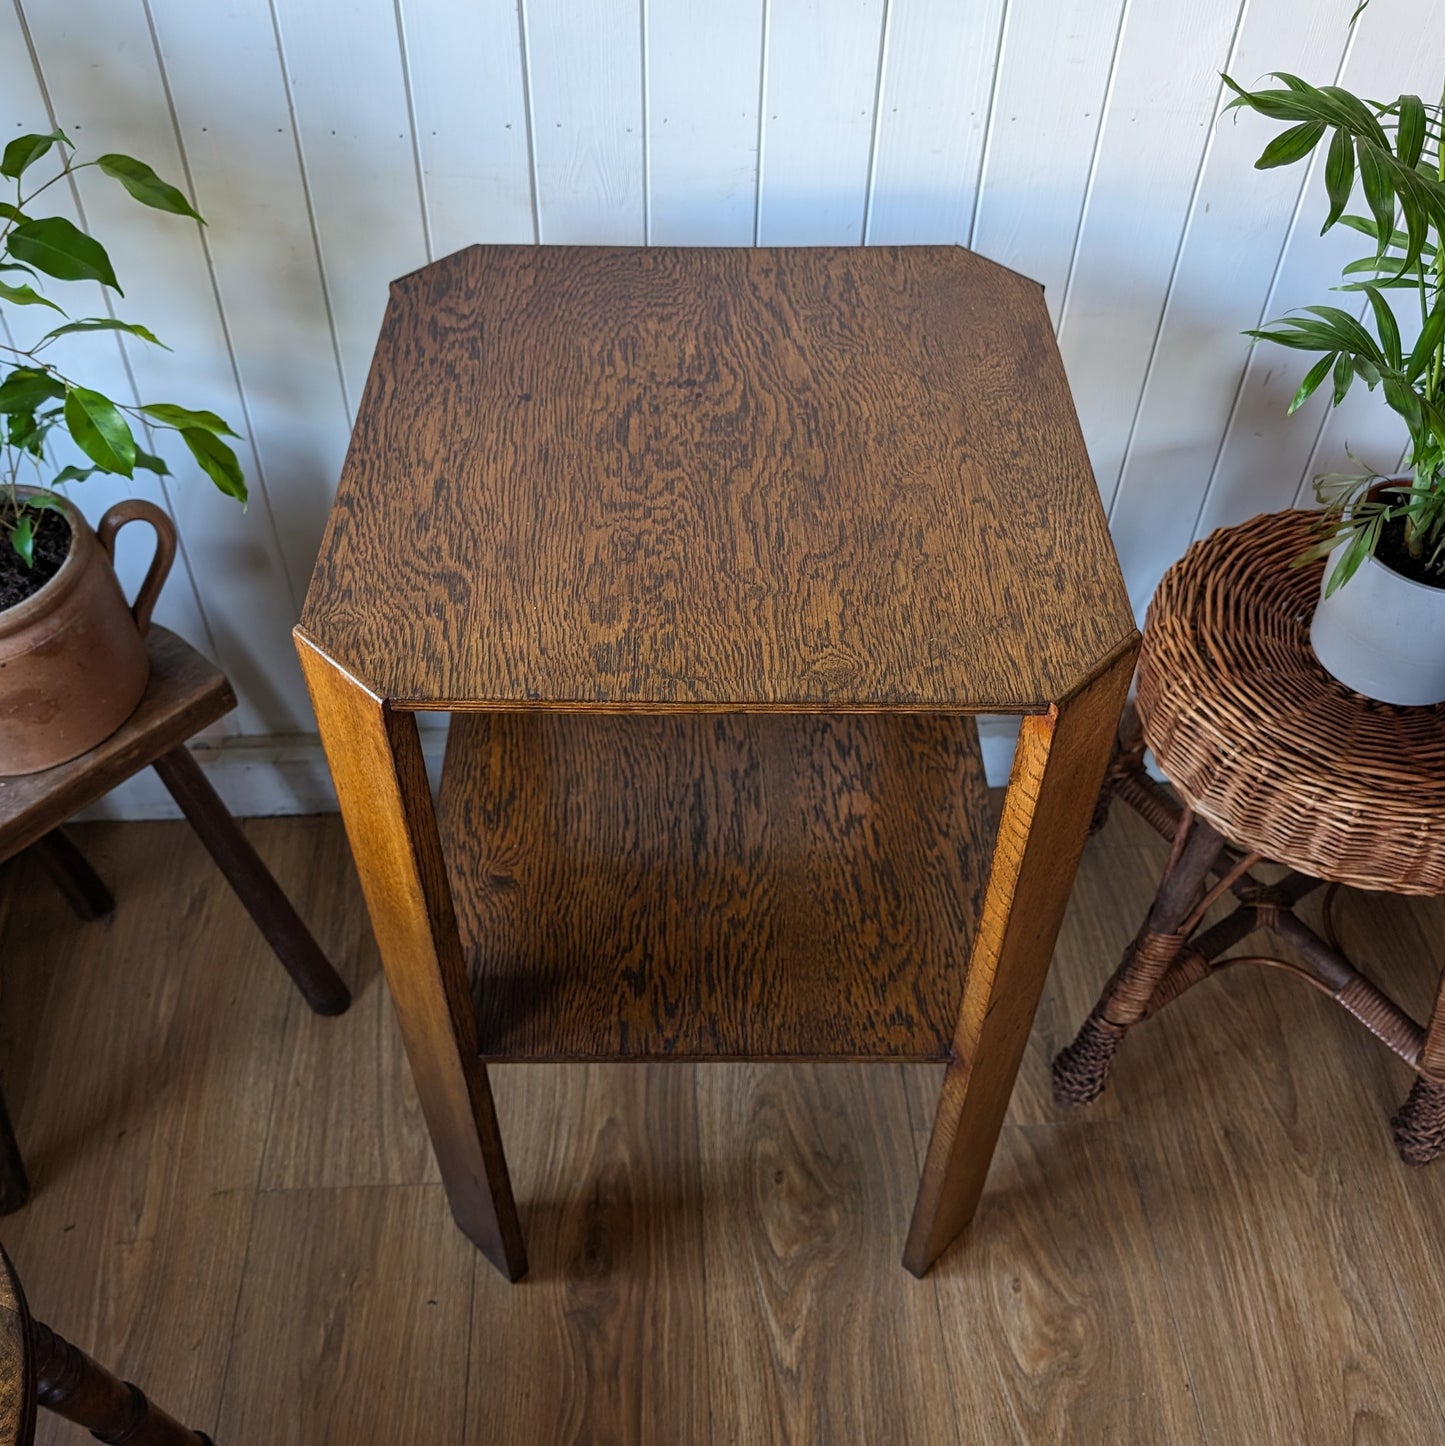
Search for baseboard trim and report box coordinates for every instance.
[75,716,1024,821]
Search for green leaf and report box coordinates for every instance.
[0,128,71,181]
[1338,214,1418,252]
[0,367,64,412]
[179,427,246,502]
[1256,120,1326,169]
[1396,94,1428,167]
[25,490,66,512]
[1352,355,1382,388]
[1359,285,1401,368]
[1332,351,1354,405]
[1382,374,1424,437]
[38,318,167,349]
[0,203,28,225]
[1315,83,1390,147]
[1357,140,1396,253]
[139,402,239,437]
[6,217,120,292]
[1406,300,1445,381]
[133,447,169,476]
[95,154,203,223]
[49,464,97,486]
[1221,74,1303,122]
[1301,304,1388,365]
[63,385,136,476]
[9,514,34,568]
[0,278,63,313]
[1288,353,1336,414]
[1323,126,1355,232]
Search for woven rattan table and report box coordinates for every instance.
[1053,509,1445,1159]
[296,244,1138,1282]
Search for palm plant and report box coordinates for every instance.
[1224,56,1445,593]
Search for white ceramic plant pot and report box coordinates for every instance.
[1310,542,1445,706]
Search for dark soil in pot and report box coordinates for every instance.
[0,509,71,610]
[1376,511,1445,590]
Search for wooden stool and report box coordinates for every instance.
[1053,510,1445,1160]
[1,1241,211,1444]
[0,627,350,1214]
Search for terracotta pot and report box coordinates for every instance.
[0,495,176,775]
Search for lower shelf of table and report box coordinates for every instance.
[437,709,993,1063]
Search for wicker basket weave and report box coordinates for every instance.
[1137,509,1445,896]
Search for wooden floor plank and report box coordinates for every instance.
[214,1185,474,1445]
[469,1063,710,1445]
[257,816,439,1190]
[4,812,1445,1444]
[699,1062,960,1446]
[1114,954,1445,1443]
[0,821,304,1440]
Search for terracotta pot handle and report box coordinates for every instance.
[96,499,177,638]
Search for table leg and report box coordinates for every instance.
[152,747,351,1017]
[903,641,1135,1277]
[31,828,114,921]
[295,634,527,1281]
[0,1084,28,1214]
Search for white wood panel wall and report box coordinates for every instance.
[2,0,1427,810]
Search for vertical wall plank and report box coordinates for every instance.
[14,1,281,733]
[525,0,645,244]
[146,0,353,714]
[1106,0,1357,614]
[970,0,1123,320]
[1195,0,1445,545]
[271,0,428,409]
[1056,0,1246,518]
[400,0,537,257]
[865,0,1006,246]
[756,0,886,245]
[647,0,765,245]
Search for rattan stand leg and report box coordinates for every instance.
[1392,965,1445,1165]
[1052,810,1227,1106]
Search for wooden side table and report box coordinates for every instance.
[296,245,1138,1280]
[0,626,350,1213]
[1053,510,1445,1157]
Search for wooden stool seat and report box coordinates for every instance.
[1053,510,1445,1161]
[0,626,349,1214]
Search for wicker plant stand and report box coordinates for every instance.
[1052,509,1445,1161]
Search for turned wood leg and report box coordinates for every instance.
[295,633,527,1281]
[33,1316,212,1444]
[152,746,350,1017]
[31,827,114,921]
[903,640,1137,1277]
[0,1084,28,1215]
[1051,811,1227,1108]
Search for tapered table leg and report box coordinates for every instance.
[904,641,1136,1276]
[296,633,527,1281]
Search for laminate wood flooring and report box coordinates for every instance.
[1,809,1441,1443]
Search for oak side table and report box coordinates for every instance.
[296,245,1138,1281]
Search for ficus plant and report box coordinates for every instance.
[1224,21,1445,594]
[0,126,244,571]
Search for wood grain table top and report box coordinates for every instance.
[299,245,1133,713]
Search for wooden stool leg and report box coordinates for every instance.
[1392,961,1445,1165]
[296,634,527,1281]
[1051,811,1227,1108]
[33,1317,212,1444]
[31,827,114,920]
[0,1084,28,1214]
[151,746,350,1017]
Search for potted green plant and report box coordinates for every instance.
[1225,25,1445,705]
[0,127,245,773]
